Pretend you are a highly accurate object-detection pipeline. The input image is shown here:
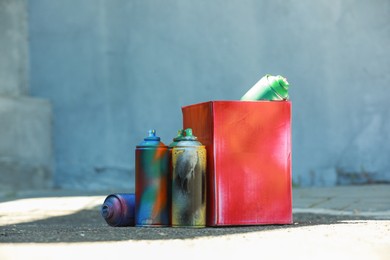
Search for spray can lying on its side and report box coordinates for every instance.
[240,74,290,101]
[135,129,170,227]
[172,128,206,227]
[101,193,135,227]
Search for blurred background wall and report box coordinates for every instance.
[1,0,389,191]
[0,0,52,192]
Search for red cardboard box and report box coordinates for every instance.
[182,101,292,226]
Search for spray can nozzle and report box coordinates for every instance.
[183,128,198,141]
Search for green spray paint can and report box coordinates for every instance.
[241,74,290,101]
[171,128,206,227]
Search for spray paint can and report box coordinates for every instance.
[101,193,135,227]
[172,128,206,227]
[240,74,289,101]
[135,129,169,227]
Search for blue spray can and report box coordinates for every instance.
[101,193,135,227]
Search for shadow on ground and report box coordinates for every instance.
[0,208,372,243]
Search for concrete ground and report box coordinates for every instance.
[0,185,389,259]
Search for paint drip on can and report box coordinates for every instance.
[101,193,135,227]
[135,129,169,227]
[172,128,206,227]
[240,74,289,101]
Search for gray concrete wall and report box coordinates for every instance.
[0,0,53,192]
[0,96,52,191]
[0,0,28,95]
[28,0,390,190]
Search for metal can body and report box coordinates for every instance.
[101,193,135,227]
[135,130,169,227]
[172,129,206,227]
[168,130,185,225]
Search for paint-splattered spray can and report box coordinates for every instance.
[172,128,206,227]
[240,74,289,101]
[135,129,169,227]
[101,193,135,227]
